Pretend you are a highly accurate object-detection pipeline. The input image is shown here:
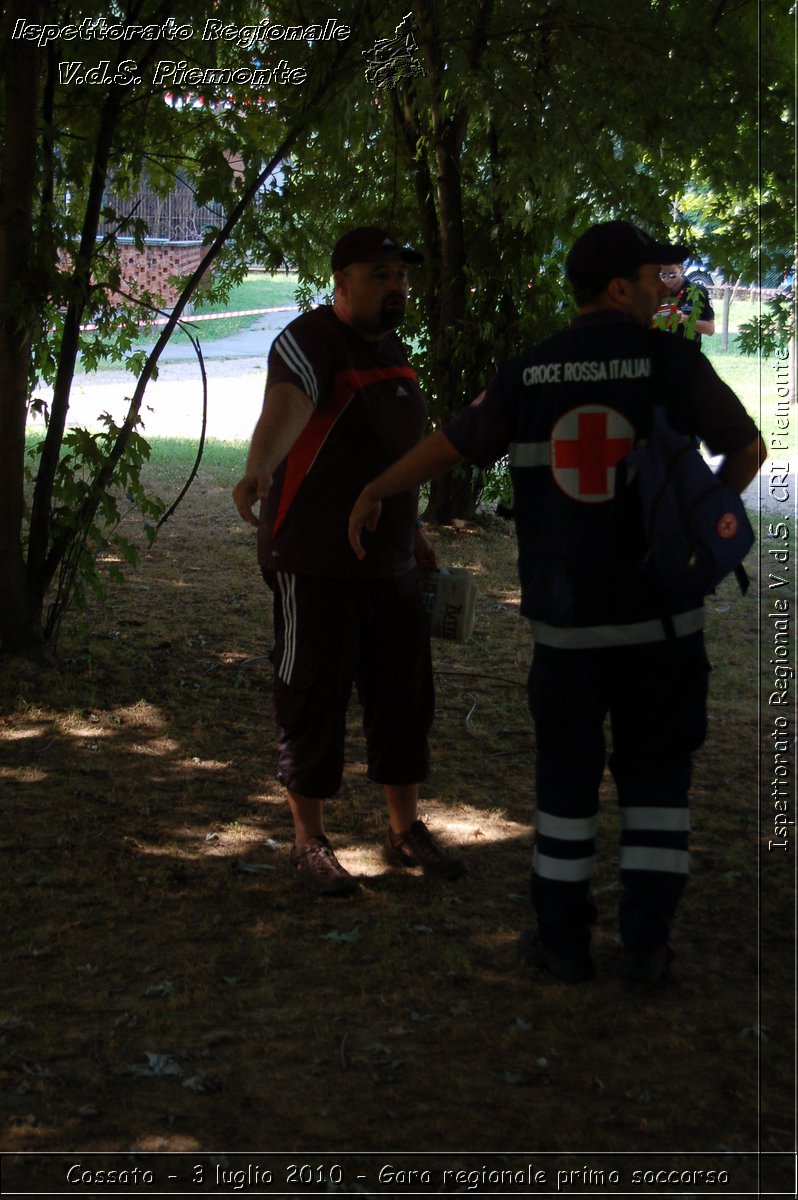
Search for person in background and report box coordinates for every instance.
[655,262,715,347]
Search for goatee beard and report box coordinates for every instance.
[378,298,406,331]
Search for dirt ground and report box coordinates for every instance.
[0,367,794,1197]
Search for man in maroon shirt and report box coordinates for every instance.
[233,227,464,895]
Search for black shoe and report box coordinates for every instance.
[621,945,674,983]
[289,836,358,896]
[518,929,595,983]
[384,819,466,880]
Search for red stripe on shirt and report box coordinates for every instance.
[272,365,418,535]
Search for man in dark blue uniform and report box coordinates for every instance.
[349,221,765,982]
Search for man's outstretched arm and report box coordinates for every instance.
[232,382,313,527]
[349,430,464,560]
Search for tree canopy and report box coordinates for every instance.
[0,0,792,652]
[266,0,793,515]
[0,0,369,652]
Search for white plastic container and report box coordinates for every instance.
[418,568,478,642]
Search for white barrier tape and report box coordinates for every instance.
[77,304,299,333]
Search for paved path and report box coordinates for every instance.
[33,309,299,443]
[136,306,300,363]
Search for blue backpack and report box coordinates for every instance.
[624,403,754,607]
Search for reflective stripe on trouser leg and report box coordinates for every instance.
[618,804,690,952]
[532,809,599,958]
[527,642,607,959]
[533,810,598,883]
[606,632,708,952]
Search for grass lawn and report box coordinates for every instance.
[138,271,302,344]
[705,343,782,449]
[178,271,302,327]
[703,291,792,433]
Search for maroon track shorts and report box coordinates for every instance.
[264,570,435,798]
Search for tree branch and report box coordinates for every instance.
[39,21,364,592]
[28,84,126,584]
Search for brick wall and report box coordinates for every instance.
[116,240,206,306]
[60,239,210,310]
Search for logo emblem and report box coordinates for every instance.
[717,512,739,539]
[550,406,635,503]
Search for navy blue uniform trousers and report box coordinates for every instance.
[527,632,710,955]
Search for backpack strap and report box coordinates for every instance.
[734,563,750,595]
[660,613,677,639]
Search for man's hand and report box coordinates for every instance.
[349,432,464,559]
[349,490,382,560]
[232,469,273,527]
[414,527,437,572]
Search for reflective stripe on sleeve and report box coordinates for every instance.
[509,441,550,467]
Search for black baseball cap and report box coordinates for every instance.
[565,220,689,293]
[331,226,424,272]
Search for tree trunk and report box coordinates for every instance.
[401,1,495,524]
[0,0,43,653]
[0,15,363,654]
[27,87,124,599]
[424,465,481,524]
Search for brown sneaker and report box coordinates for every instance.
[289,836,358,896]
[384,819,465,880]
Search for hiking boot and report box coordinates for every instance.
[622,945,674,983]
[289,836,358,896]
[518,928,595,983]
[384,819,465,880]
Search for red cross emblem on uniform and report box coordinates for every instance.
[717,512,739,539]
[551,405,636,503]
